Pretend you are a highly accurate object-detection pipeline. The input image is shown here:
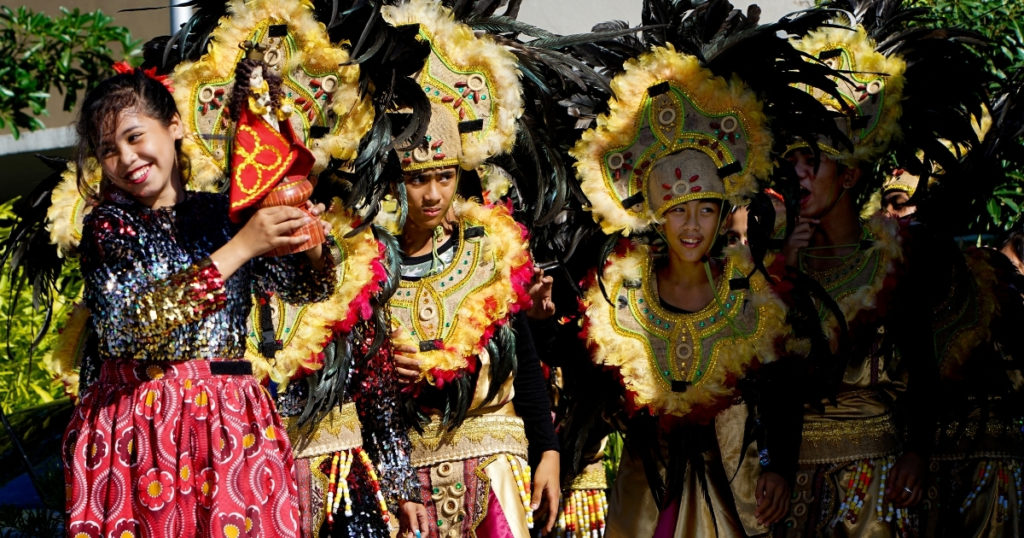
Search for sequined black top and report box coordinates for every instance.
[79,190,334,361]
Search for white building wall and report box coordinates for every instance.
[517,0,812,34]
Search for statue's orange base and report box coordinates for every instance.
[257,177,325,257]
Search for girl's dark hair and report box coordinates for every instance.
[75,68,187,200]
[1002,230,1024,262]
[226,59,285,124]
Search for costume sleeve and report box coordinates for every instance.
[350,326,421,505]
[752,357,805,483]
[250,236,337,304]
[888,225,941,456]
[511,313,559,464]
[79,209,227,351]
[889,282,938,456]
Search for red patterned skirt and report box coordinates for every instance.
[62,359,300,537]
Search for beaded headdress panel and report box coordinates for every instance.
[789,25,906,164]
[171,0,373,185]
[382,0,522,172]
[571,46,773,235]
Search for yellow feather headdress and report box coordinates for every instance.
[382,0,523,172]
[172,0,373,185]
[881,106,991,197]
[571,45,773,235]
[790,25,906,165]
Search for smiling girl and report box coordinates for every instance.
[62,67,335,537]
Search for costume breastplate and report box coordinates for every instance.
[800,214,902,341]
[390,200,532,386]
[393,220,495,345]
[583,244,787,419]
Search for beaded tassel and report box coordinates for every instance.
[324,448,392,528]
[355,447,391,524]
[830,457,911,536]
[875,459,893,522]
[1013,462,1023,524]
[556,490,607,538]
[507,455,534,529]
[961,461,994,514]
[325,452,342,527]
[834,459,873,526]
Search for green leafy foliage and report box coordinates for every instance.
[924,0,1024,233]
[0,198,82,413]
[924,0,1024,85]
[0,6,140,138]
[0,507,63,536]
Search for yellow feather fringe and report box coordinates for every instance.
[381,0,523,169]
[172,0,372,184]
[246,202,386,386]
[571,45,773,235]
[819,213,903,345]
[44,301,90,399]
[791,25,906,165]
[937,248,999,380]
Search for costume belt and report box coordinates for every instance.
[98,359,253,384]
[932,412,1024,460]
[283,402,363,459]
[798,413,900,464]
[569,461,608,491]
[408,402,527,468]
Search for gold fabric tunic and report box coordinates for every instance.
[583,244,790,537]
[779,216,916,538]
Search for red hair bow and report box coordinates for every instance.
[112,61,174,93]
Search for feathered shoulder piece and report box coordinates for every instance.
[382,0,523,171]
[47,160,101,258]
[245,201,388,386]
[571,45,772,235]
[390,198,533,387]
[171,0,373,186]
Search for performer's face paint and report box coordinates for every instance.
[98,108,184,209]
[403,165,458,230]
[661,199,723,265]
[789,149,844,219]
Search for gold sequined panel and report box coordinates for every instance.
[570,461,608,491]
[283,402,362,459]
[610,255,756,388]
[798,413,899,464]
[933,404,1024,460]
[129,258,227,353]
[391,220,496,344]
[408,410,527,468]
